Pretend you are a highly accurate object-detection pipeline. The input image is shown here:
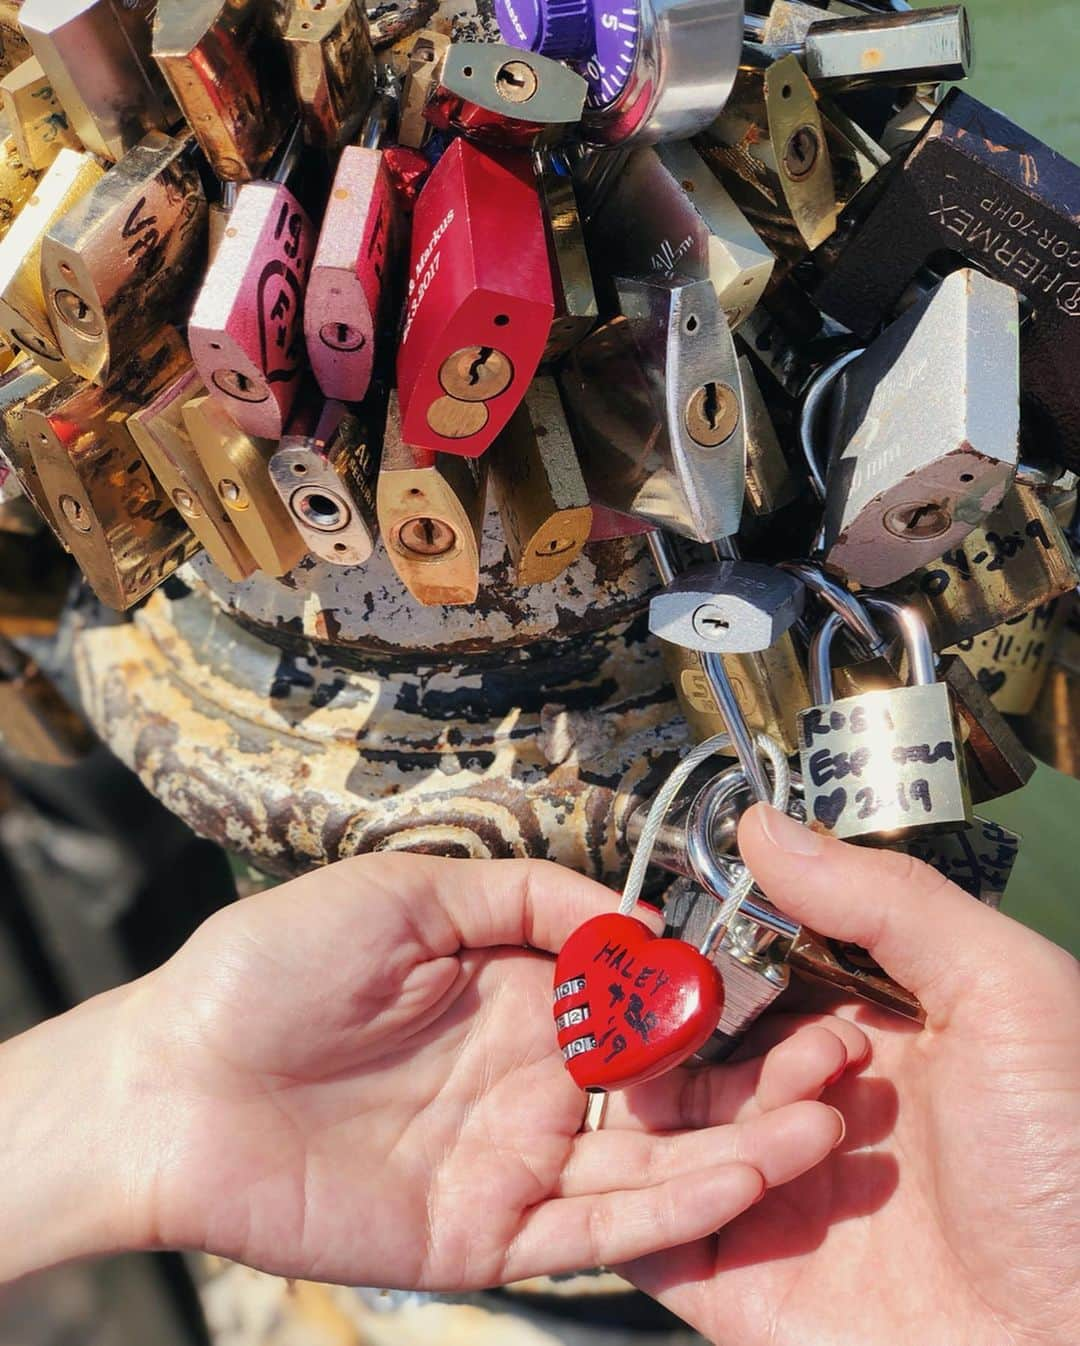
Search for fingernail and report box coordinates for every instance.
[757,804,824,857]
[830,1107,847,1149]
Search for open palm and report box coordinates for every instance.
[134,853,856,1289]
[625,806,1080,1346]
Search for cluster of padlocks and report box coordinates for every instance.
[0,0,1077,985]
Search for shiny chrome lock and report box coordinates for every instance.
[181,393,308,578]
[0,146,105,375]
[902,816,1021,911]
[306,92,406,402]
[695,55,836,259]
[583,140,774,330]
[487,375,591,587]
[799,597,970,841]
[814,90,1080,475]
[535,149,597,363]
[377,391,487,606]
[278,0,374,150]
[189,124,316,441]
[128,364,257,584]
[0,57,81,172]
[268,397,381,568]
[21,329,200,610]
[902,479,1080,648]
[559,274,746,542]
[396,29,451,150]
[152,0,295,181]
[950,599,1070,717]
[1016,614,1080,780]
[396,137,554,458]
[41,132,208,387]
[423,42,587,149]
[20,0,176,163]
[823,269,1020,587]
[494,0,742,146]
[0,355,61,540]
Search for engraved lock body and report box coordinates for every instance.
[695,55,836,261]
[0,146,105,375]
[423,43,587,149]
[815,91,1080,475]
[279,0,374,150]
[583,140,774,330]
[21,329,200,610]
[268,397,382,567]
[0,57,81,172]
[128,365,257,584]
[487,375,592,586]
[535,150,597,362]
[41,133,209,386]
[799,598,970,841]
[397,29,451,150]
[306,97,405,402]
[188,134,316,441]
[20,0,176,163]
[823,269,1021,588]
[0,356,61,539]
[494,0,743,147]
[950,600,1070,717]
[396,138,555,458]
[181,393,308,578]
[377,390,487,605]
[559,274,746,541]
[901,479,1080,648]
[152,0,295,181]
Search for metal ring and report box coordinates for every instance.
[782,560,889,660]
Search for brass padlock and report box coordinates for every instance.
[950,599,1070,717]
[1016,615,1080,779]
[0,57,81,172]
[799,598,970,841]
[0,146,105,375]
[128,365,257,585]
[181,393,308,579]
[487,376,591,587]
[377,391,487,606]
[277,0,374,150]
[22,329,200,610]
[41,132,208,386]
[397,30,451,150]
[0,354,60,539]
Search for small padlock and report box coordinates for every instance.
[376,390,487,605]
[20,0,176,164]
[583,140,775,329]
[649,561,807,656]
[559,274,746,542]
[128,364,257,584]
[1015,613,1080,780]
[534,149,597,363]
[189,123,316,441]
[823,268,1020,588]
[396,137,554,458]
[0,57,81,172]
[0,146,105,375]
[305,90,408,402]
[22,329,201,610]
[950,600,1070,717]
[41,132,208,387]
[151,0,295,182]
[902,816,1022,910]
[695,55,837,260]
[277,0,374,150]
[396,29,451,151]
[268,395,382,568]
[799,597,971,841]
[181,393,308,579]
[487,375,591,587]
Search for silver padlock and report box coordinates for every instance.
[798,597,971,841]
[822,268,1020,587]
[782,6,972,92]
[648,561,806,655]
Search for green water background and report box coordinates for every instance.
[883,0,1080,953]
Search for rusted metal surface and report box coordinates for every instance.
[72,518,692,880]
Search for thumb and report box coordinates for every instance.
[737,803,1034,1024]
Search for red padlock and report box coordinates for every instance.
[553,913,724,1092]
[396,137,555,458]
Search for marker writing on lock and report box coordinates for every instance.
[808,740,955,787]
[592,939,672,996]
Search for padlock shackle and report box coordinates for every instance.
[798,347,864,503]
[863,596,937,686]
[809,609,846,706]
[781,560,888,659]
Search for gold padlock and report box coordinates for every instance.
[41,132,208,386]
[949,599,1070,717]
[397,30,450,150]
[0,57,82,172]
[278,0,374,150]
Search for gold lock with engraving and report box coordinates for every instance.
[0,58,81,172]
[41,132,208,386]
[22,329,200,610]
[278,0,375,149]
[950,600,1071,717]
[181,393,308,578]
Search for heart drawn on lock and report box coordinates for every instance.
[553,913,724,1092]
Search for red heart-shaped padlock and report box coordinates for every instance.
[553,913,724,1092]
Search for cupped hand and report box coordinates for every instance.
[623,803,1080,1346]
[129,853,860,1289]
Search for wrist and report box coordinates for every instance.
[0,977,160,1283]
